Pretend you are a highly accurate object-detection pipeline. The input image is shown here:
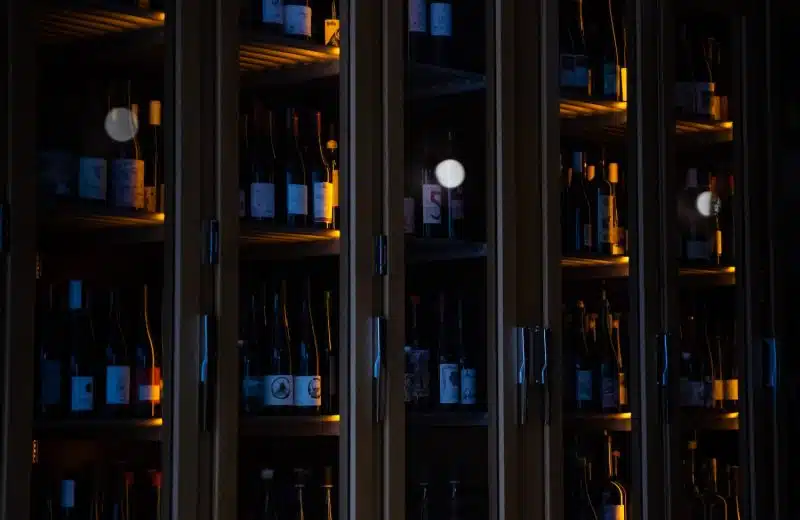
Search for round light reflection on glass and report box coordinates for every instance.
[434,159,465,189]
[695,190,713,217]
[105,107,139,143]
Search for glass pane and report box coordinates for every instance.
[235,0,342,518]
[32,0,167,518]
[403,0,490,518]
[558,0,633,516]
[672,10,740,520]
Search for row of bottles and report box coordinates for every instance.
[407,0,453,66]
[35,281,162,419]
[244,0,340,47]
[245,466,334,520]
[675,24,729,121]
[681,439,741,519]
[680,167,735,266]
[567,434,627,520]
[239,105,339,230]
[404,293,478,410]
[239,279,337,416]
[33,461,162,520]
[565,290,628,412]
[404,130,466,240]
[38,82,164,213]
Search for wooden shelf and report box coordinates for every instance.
[407,410,488,427]
[38,5,164,44]
[33,417,162,441]
[562,255,736,285]
[240,415,340,437]
[566,409,739,432]
[566,411,632,432]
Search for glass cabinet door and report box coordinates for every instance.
[1,0,209,518]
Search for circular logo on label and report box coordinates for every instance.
[307,378,321,399]
[271,376,292,399]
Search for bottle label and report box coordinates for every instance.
[598,194,615,244]
[439,362,460,404]
[583,223,592,248]
[294,375,322,407]
[603,505,625,520]
[78,157,108,201]
[105,366,131,405]
[576,369,593,402]
[61,480,76,509]
[460,368,477,404]
[685,239,709,260]
[112,159,145,209]
[430,3,452,37]
[408,0,427,32]
[407,347,430,400]
[242,376,262,399]
[144,186,157,212]
[262,0,283,24]
[559,54,589,88]
[264,374,294,406]
[725,378,739,401]
[712,379,724,401]
[70,376,94,411]
[313,181,334,223]
[250,182,276,219]
[40,360,61,406]
[332,169,340,208]
[284,5,312,37]
[601,375,618,409]
[287,183,308,216]
[449,197,464,221]
[136,367,162,403]
[239,189,247,217]
[404,197,415,233]
[680,379,705,407]
[422,183,443,225]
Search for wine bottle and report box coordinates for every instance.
[600,434,625,520]
[710,175,722,265]
[250,109,277,221]
[264,281,294,412]
[37,284,64,418]
[596,160,616,255]
[103,289,132,416]
[437,293,459,407]
[721,174,735,266]
[311,112,334,229]
[404,295,430,409]
[132,285,162,418]
[559,0,589,97]
[150,471,163,520]
[322,466,334,520]
[726,465,741,520]
[408,0,427,61]
[292,469,308,520]
[111,82,145,210]
[572,301,595,410]
[323,290,337,414]
[324,0,340,47]
[711,332,725,410]
[145,100,162,212]
[566,152,591,253]
[585,164,598,252]
[60,479,76,519]
[699,310,715,409]
[723,319,739,411]
[429,0,452,66]
[260,468,278,520]
[684,440,704,518]
[680,313,707,407]
[701,458,729,519]
[611,313,627,409]
[294,280,321,413]
[258,0,284,31]
[325,123,340,229]
[285,109,309,227]
[77,82,109,203]
[683,168,711,263]
[421,142,443,238]
[456,299,476,406]
[609,162,626,254]
[242,292,264,415]
[598,291,620,412]
[444,131,464,239]
[284,0,312,40]
[67,281,96,417]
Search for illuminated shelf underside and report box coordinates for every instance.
[37,6,164,43]
[567,410,739,432]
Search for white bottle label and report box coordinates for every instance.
[71,376,94,411]
[78,157,108,201]
[313,181,334,223]
[422,183,443,224]
[250,182,276,219]
[262,0,284,24]
[287,183,308,216]
[725,378,739,401]
[439,363,460,404]
[603,505,625,520]
[138,384,161,402]
[239,189,247,217]
[598,194,615,244]
[61,480,76,509]
[105,366,131,405]
[264,374,294,406]
[449,198,464,220]
[430,3,452,37]
[112,159,145,209]
[576,369,593,402]
[242,376,262,399]
[284,5,312,37]
[408,0,427,32]
[460,368,476,404]
[404,197,415,233]
[294,375,322,407]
